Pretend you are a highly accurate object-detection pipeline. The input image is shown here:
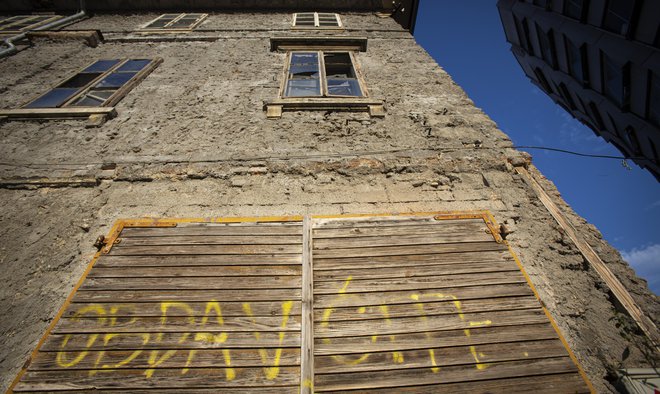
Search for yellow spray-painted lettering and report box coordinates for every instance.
[56,304,107,368]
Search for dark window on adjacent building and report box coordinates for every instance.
[647,71,660,128]
[533,0,552,10]
[557,82,577,109]
[536,24,557,68]
[513,15,529,52]
[649,138,659,163]
[533,67,553,93]
[564,37,589,86]
[624,126,642,155]
[587,101,605,129]
[24,59,159,108]
[520,18,534,55]
[283,51,364,98]
[601,51,630,109]
[602,0,636,36]
[564,0,588,21]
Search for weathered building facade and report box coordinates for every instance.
[498,0,660,180]
[0,2,657,392]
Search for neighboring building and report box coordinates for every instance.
[498,0,660,180]
[0,1,658,393]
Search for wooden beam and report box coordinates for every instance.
[515,166,659,349]
[0,107,117,119]
[301,216,314,393]
[26,30,104,47]
[270,36,368,52]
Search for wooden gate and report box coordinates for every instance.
[9,213,593,393]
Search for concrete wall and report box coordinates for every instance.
[0,11,657,392]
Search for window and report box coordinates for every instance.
[624,126,642,155]
[141,13,207,31]
[533,67,553,93]
[602,0,636,36]
[24,58,161,109]
[513,16,533,53]
[0,15,61,33]
[564,0,588,21]
[601,51,630,109]
[283,52,364,98]
[535,24,557,68]
[647,71,660,127]
[564,37,589,85]
[557,82,577,110]
[587,101,605,129]
[533,0,552,10]
[293,13,342,28]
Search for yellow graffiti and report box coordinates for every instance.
[322,276,371,366]
[243,300,293,380]
[56,304,106,368]
[185,300,233,380]
[411,292,493,371]
[90,333,150,376]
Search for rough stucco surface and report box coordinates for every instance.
[0,11,657,392]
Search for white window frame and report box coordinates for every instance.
[0,15,62,33]
[140,13,208,32]
[292,12,343,29]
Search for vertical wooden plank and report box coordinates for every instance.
[300,216,314,393]
[516,166,659,349]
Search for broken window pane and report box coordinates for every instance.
[94,72,137,88]
[59,72,102,88]
[286,79,321,97]
[327,79,362,96]
[70,89,117,107]
[285,52,321,97]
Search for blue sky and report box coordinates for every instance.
[414,0,660,293]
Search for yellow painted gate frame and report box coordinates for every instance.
[7,211,595,393]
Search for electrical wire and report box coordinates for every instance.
[512,145,648,161]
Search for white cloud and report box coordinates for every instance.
[621,244,660,295]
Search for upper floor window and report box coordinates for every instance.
[293,13,342,28]
[532,0,552,11]
[587,101,605,130]
[602,0,636,36]
[648,71,660,128]
[564,37,589,86]
[513,16,534,54]
[533,67,553,94]
[557,82,577,110]
[141,13,207,32]
[535,24,557,68]
[564,0,588,21]
[600,51,630,109]
[283,52,364,98]
[24,59,161,109]
[0,15,61,33]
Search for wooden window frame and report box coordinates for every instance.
[292,12,343,30]
[280,51,368,99]
[139,13,208,33]
[0,15,62,34]
[0,58,162,123]
[265,49,384,119]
